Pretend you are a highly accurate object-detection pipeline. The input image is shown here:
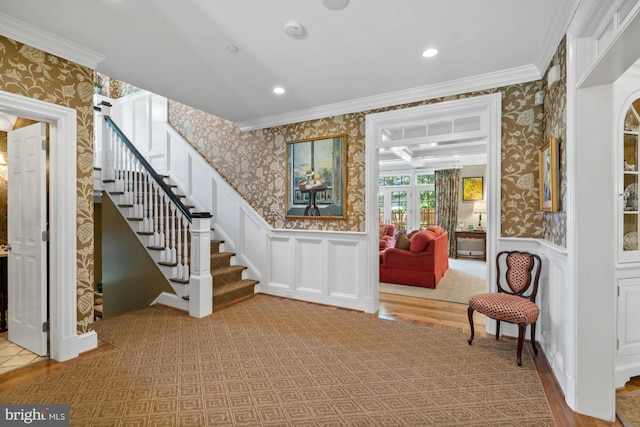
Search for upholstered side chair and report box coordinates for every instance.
[467,250,542,366]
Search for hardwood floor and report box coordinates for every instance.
[378,292,627,427]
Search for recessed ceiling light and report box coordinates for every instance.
[227,45,239,53]
[323,0,349,10]
[273,87,285,95]
[422,48,438,58]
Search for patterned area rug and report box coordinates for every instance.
[380,258,487,304]
[617,389,640,426]
[0,295,553,426]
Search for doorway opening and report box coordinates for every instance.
[0,89,89,362]
[366,94,502,312]
[0,118,50,373]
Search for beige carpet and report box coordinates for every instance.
[617,389,640,426]
[0,294,554,426]
[380,258,487,304]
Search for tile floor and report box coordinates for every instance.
[0,331,47,375]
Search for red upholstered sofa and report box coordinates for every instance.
[379,227,449,288]
[379,223,395,250]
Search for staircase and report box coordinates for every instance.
[209,239,259,310]
[95,101,258,316]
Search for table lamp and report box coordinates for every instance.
[473,201,487,229]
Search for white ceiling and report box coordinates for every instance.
[0,1,575,131]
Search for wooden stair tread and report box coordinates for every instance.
[170,277,189,284]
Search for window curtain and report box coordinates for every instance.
[435,168,461,257]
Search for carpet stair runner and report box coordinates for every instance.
[208,239,259,310]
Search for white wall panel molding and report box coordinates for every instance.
[496,237,571,408]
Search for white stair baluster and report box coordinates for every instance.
[131,160,138,217]
[142,172,149,232]
[136,161,143,218]
[163,194,171,263]
[170,204,177,264]
[158,191,165,250]
[116,139,124,192]
[176,212,183,279]
[124,151,132,205]
[183,220,190,281]
[151,181,158,245]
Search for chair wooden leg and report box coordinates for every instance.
[467,306,475,345]
[530,321,538,355]
[516,323,526,366]
[495,319,501,340]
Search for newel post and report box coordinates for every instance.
[189,214,213,318]
[94,98,115,182]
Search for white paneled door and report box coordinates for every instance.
[7,122,48,356]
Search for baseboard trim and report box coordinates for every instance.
[77,331,98,355]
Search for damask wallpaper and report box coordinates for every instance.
[542,38,567,247]
[0,35,95,333]
[169,79,547,238]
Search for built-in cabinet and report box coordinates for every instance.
[621,100,640,262]
[616,81,640,387]
[617,278,640,357]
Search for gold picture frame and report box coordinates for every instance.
[286,134,346,219]
[462,177,484,201]
[539,137,559,212]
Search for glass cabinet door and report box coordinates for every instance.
[622,99,640,261]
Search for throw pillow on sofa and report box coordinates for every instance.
[406,229,420,239]
[410,230,436,252]
[394,234,412,250]
[427,225,444,236]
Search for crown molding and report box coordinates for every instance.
[237,64,541,131]
[535,0,581,73]
[0,12,105,69]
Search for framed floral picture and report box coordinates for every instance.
[462,177,484,201]
[539,137,559,212]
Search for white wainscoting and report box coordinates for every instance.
[496,237,572,401]
[264,230,368,310]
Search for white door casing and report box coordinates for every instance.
[0,90,91,362]
[7,122,48,356]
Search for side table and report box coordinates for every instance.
[454,230,486,261]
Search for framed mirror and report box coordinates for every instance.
[286,134,346,219]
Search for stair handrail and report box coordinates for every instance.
[103,114,211,221]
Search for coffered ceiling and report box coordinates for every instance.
[0,1,576,130]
